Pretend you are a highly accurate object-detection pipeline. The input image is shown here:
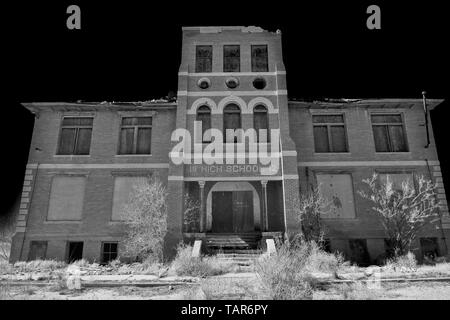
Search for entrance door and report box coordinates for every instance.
[233,191,254,232]
[211,191,254,233]
[212,191,233,232]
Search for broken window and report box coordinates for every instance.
[47,176,85,221]
[349,239,371,266]
[57,117,93,155]
[101,242,118,264]
[223,45,240,72]
[251,45,268,72]
[223,104,242,143]
[253,105,269,142]
[313,115,348,153]
[112,176,146,221]
[316,173,356,219]
[420,237,440,260]
[378,172,414,192]
[66,241,83,263]
[28,241,47,261]
[119,117,152,155]
[371,114,408,152]
[196,105,211,142]
[196,45,212,73]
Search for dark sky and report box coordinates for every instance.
[2,1,449,217]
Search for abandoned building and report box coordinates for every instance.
[9,26,450,265]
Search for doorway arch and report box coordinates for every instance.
[206,181,261,232]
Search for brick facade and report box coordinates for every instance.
[10,26,449,264]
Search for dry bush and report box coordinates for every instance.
[304,241,345,273]
[385,252,417,271]
[13,259,66,273]
[121,177,168,262]
[171,243,234,277]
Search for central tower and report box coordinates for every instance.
[165,26,301,256]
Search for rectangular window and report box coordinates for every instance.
[313,115,348,152]
[47,176,85,221]
[348,239,371,266]
[223,45,240,72]
[112,176,146,221]
[101,242,118,264]
[66,242,83,263]
[251,45,268,72]
[195,45,212,73]
[119,117,152,154]
[316,173,356,218]
[57,117,93,155]
[28,241,47,261]
[420,237,440,260]
[378,172,414,192]
[371,114,408,152]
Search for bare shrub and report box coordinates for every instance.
[13,259,66,273]
[359,173,439,256]
[121,177,168,262]
[294,187,330,244]
[385,252,417,271]
[171,243,234,277]
[255,241,319,299]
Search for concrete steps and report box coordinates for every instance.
[205,233,262,252]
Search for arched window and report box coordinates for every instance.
[196,105,211,142]
[223,104,241,143]
[253,105,269,142]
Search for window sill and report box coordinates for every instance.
[54,155,91,157]
[313,152,351,155]
[44,220,82,224]
[374,151,411,154]
[108,221,126,225]
[115,154,152,157]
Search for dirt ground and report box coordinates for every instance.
[2,278,450,300]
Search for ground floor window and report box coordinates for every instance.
[316,173,356,219]
[28,241,47,261]
[101,242,118,264]
[420,237,440,260]
[348,239,370,266]
[66,241,83,263]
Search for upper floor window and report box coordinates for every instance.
[251,45,268,72]
[371,114,408,152]
[223,45,240,72]
[57,117,93,155]
[223,104,241,143]
[253,105,269,142]
[195,45,212,73]
[119,117,152,154]
[196,105,211,142]
[313,114,348,153]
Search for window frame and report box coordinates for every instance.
[253,105,270,143]
[312,113,349,153]
[370,112,409,153]
[375,170,417,192]
[56,116,94,155]
[223,45,240,72]
[313,170,358,220]
[101,242,119,264]
[117,116,152,155]
[251,44,269,72]
[195,45,213,73]
[196,105,212,143]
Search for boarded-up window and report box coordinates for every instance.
[313,115,348,152]
[251,45,268,72]
[47,176,85,220]
[223,45,240,72]
[316,173,356,218]
[57,117,93,155]
[253,105,269,142]
[196,106,211,142]
[223,104,242,143]
[196,45,212,73]
[371,114,408,152]
[102,242,118,264]
[119,117,152,154]
[28,241,47,261]
[378,173,414,192]
[112,176,145,221]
